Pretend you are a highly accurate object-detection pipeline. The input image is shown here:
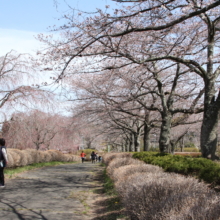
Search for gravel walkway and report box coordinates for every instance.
[0,162,104,220]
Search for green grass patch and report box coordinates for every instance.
[101,166,128,219]
[5,161,77,178]
[97,167,122,208]
[103,169,117,196]
[133,152,220,185]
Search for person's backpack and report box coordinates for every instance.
[0,146,7,167]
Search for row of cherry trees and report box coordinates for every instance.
[37,0,220,158]
[65,61,202,153]
[1,1,219,157]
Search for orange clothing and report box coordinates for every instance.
[80,152,86,158]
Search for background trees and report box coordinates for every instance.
[36,0,220,158]
[1,1,219,156]
[2,110,81,152]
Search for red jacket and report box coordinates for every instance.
[80,152,86,158]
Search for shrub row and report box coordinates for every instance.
[103,152,220,220]
[132,152,220,185]
[6,148,81,168]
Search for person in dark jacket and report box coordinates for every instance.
[0,138,8,188]
[91,151,96,163]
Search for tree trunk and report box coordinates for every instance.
[159,112,172,153]
[86,140,92,149]
[200,24,220,159]
[45,144,50,150]
[134,133,140,152]
[143,124,151,151]
[125,138,129,152]
[200,87,220,159]
[129,132,135,152]
[181,137,184,152]
[35,143,40,150]
[122,142,125,152]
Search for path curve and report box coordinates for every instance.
[0,162,103,220]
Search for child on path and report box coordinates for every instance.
[80,151,86,163]
[98,155,102,163]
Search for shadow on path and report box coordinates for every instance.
[0,162,102,220]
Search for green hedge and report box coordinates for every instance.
[132,152,220,185]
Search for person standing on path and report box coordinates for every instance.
[0,138,8,188]
[80,151,86,163]
[91,151,96,163]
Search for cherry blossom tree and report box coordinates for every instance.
[2,110,81,152]
[2,110,58,150]
[38,0,220,157]
[0,50,57,122]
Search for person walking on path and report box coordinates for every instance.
[0,138,8,188]
[98,155,102,163]
[80,151,86,163]
[91,151,96,163]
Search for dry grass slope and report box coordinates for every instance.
[6,148,81,168]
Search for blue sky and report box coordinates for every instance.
[0,0,119,55]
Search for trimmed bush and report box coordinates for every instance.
[133,152,220,185]
[8,149,25,167]
[6,149,15,167]
[103,152,132,166]
[107,157,144,178]
[116,171,220,220]
[103,152,220,220]
[112,163,163,183]
[25,149,41,164]
[6,148,81,168]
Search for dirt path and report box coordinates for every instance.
[0,162,106,220]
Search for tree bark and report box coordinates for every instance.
[159,112,172,153]
[200,87,220,159]
[143,124,151,151]
[129,132,135,152]
[200,21,220,159]
[134,132,140,152]
[125,138,129,152]
[122,142,126,152]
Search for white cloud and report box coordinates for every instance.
[0,28,44,56]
